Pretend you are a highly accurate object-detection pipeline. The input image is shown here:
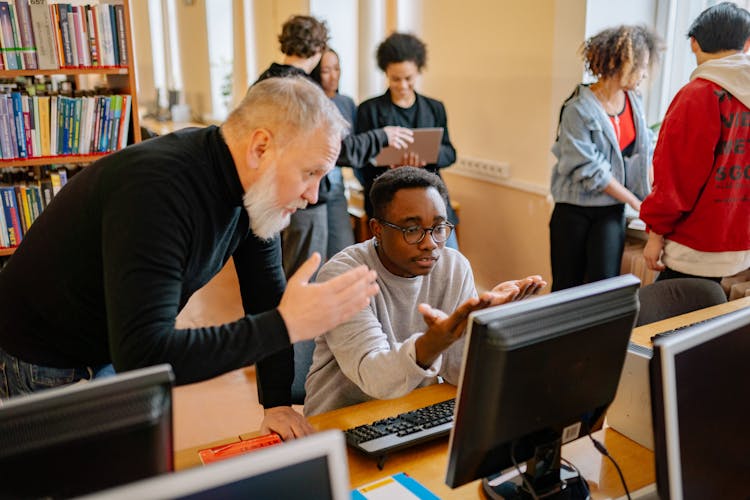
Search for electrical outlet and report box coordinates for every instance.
[452,156,511,184]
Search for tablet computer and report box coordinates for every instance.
[373,127,444,166]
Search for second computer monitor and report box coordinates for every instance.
[650,306,750,500]
[0,364,174,498]
[80,430,351,500]
[445,275,640,498]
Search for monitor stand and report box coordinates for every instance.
[481,437,588,500]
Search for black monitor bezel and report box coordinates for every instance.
[650,306,750,500]
[445,275,640,489]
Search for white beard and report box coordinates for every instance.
[243,167,307,240]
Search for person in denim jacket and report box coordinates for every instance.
[549,25,663,291]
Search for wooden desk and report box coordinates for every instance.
[174,297,750,498]
[174,383,651,499]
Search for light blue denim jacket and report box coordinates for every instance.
[550,84,653,206]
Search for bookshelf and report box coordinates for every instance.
[0,0,140,257]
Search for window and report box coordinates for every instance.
[206,0,234,120]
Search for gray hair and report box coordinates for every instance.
[222,76,348,148]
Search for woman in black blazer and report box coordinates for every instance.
[356,32,459,249]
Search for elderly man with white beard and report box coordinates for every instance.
[0,78,380,416]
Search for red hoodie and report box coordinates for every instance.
[640,77,750,252]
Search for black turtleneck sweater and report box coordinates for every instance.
[0,126,291,386]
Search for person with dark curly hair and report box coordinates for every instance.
[641,3,750,283]
[356,32,459,249]
[549,25,663,291]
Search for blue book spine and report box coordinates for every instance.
[57,3,73,67]
[10,91,27,158]
[0,93,14,159]
[108,4,118,65]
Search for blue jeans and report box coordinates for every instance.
[0,347,115,402]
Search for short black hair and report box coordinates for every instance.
[688,2,750,53]
[369,167,448,220]
[278,15,329,58]
[376,32,427,72]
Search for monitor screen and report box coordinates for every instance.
[80,430,351,500]
[650,306,750,500]
[0,364,174,498]
[445,275,640,498]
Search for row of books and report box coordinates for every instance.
[0,91,131,159]
[0,0,127,71]
[0,167,67,248]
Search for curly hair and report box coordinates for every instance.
[376,32,427,72]
[369,167,448,220]
[581,25,663,80]
[278,15,329,58]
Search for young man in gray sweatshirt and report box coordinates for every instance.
[304,167,545,415]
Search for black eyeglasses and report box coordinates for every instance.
[377,219,454,245]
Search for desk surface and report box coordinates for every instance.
[175,296,750,498]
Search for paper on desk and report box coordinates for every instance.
[351,472,439,500]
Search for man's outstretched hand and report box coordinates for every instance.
[278,253,379,343]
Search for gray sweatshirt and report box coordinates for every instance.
[304,239,476,416]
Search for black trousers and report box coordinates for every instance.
[549,202,625,292]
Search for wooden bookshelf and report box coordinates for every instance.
[0,0,140,257]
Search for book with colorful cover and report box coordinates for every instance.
[37,94,49,156]
[0,196,9,247]
[1,186,21,245]
[14,184,29,234]
[0,94,14,159]
[0,186,23,246]
[113,2,126,65]
[352,472,440,500]
[109,94,121,151]
[71,96,81,153]
[31,94,41,156]
[21,93,32,157]
[5,2,23,69]
[85,4,98,66]
[49,94,57,155]
[0,2,20,70]
[13,0,38,69]
[28,0,58,69]
[118,94,130,149]
[10,91,27,158]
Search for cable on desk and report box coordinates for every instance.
[587,431,631,500]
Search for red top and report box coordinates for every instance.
[608,96,635,151]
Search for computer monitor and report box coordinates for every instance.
[650,306,750,500]
[79,430,351,500]
[0,364,174,498]
[445,275,640,498]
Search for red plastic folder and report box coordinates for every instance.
[198,433,282,464]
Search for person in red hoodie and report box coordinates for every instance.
[641,2,750,282]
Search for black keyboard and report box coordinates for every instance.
[344,398,455,457]
[650,317,715,342]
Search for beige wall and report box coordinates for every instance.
[414,0,587,290]
[131,0,590,289]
